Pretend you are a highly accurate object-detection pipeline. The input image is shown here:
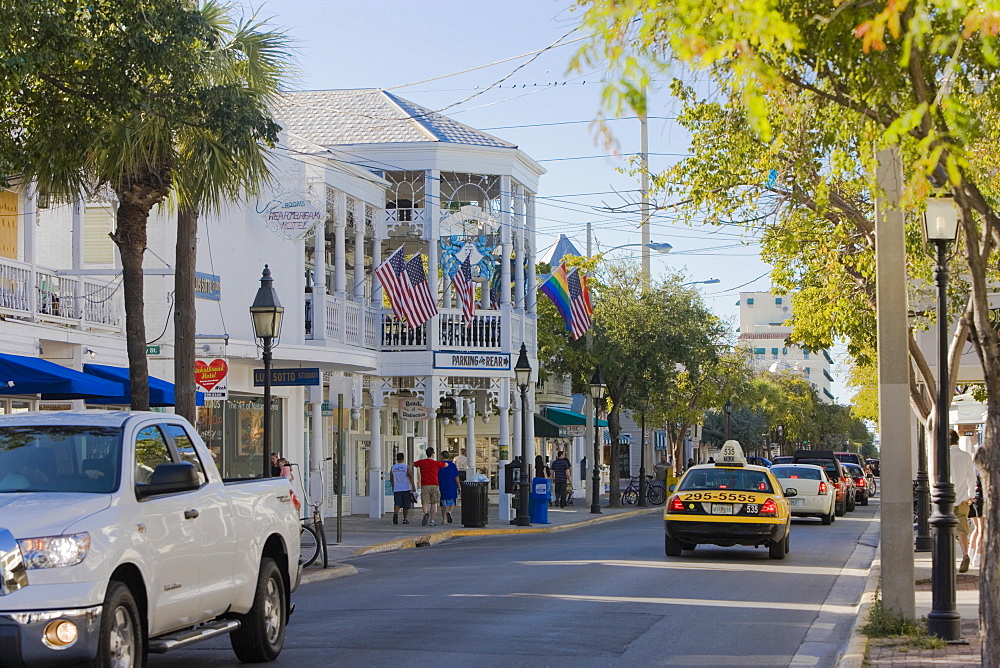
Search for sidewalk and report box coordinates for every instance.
[300,497,660,584]
[861,552,982,666]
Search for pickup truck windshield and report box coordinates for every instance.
[0,426,122,493]
[678,468,775,493]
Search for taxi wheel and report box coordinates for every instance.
[769,535,788,560]
[664,535,683,557]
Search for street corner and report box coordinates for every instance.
[300,562,358,585]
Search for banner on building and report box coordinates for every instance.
[195,358,229,401]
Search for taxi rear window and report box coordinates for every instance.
[771,466,821,480]
[679,469,774,493]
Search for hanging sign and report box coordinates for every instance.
[195,358,229,401]
[437,397,457,419]
[399,398,430,421]
[433,352,510,371]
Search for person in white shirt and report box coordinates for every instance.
[454,448,468,481]
[949,430,978,573]
[391,452,415,525]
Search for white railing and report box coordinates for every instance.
[380,312,427,349]
[344,301,361,346]
[0,257,122,331]
[438,310,503,350]
[325,297,341,341]
[384,208,427,238]
[317,294,380,348]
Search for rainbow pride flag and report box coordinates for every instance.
[540,262,574,332]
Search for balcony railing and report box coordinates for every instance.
[0,257,122,330]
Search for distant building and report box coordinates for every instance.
[737,291,835,403]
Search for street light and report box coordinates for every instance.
[513,343,532,527]
[600,241,673,255]
[681,278,721,286]
[637,391,650,507]
[778,423,784,456]
[589,366,607,514]
[923,194,961,641]
[250,265,284,479]
[724,400,733,441]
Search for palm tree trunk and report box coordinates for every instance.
[112,196,151,411]
[174,204,198,422]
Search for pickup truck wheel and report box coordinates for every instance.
[91,581,144,668]
[231,558,285,663]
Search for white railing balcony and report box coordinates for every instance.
[0,257,122,331]
[437,310,503,350]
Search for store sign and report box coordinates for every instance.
[195,358,229,401]
[437,397,457,418]
[194,272,221,301]
[433,352,510,371]
[399,398,430,421]
[562,425,586,438]
[253,367,320,387]
[258,191,326,240]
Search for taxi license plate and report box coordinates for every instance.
[711,503,734,515]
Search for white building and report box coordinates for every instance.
[737,291,835,403]
[0,88,544,520]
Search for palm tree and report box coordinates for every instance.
[171,4,294,421]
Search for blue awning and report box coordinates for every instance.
[545,405,607,427]
[0,353,125,399]
[83,364,205,407]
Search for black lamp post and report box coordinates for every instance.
[915,425,932,551]
[923,195,961,640]
[724,400,733,441]
[778,424,784,456]
[637,391,650,507]
[250,265,284,479]
[590,366,607,514]
[514,343,532,527]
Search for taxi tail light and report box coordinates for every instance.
[669,496,686,512]
[818,481,828,495]
[760,498,778,516]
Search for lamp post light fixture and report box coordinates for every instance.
[589,366,608,514]
[681,278,721,286]
[513,343,532,527]
[637,391,650,507]
[724,400,733,441]
[250,265,284,479]
[923,194,962,641]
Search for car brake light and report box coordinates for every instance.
[857,478,865,487]
[669,496,685,512]
[760,498,777,516]
[818,481,828,495]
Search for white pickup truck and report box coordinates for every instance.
[0,411,301,666]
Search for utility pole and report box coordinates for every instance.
[640,89,651,287]
[584,221,595,507]
[874,147,915,619]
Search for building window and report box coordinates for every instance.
[747,298,754,305]
[775,297,782,304]
[771,348,779,358]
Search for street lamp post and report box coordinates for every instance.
[778,424,784,456]
[514,343,532,527]
[637,391,649,507]
[915,425,932,551]
[724,400,733,441]
[923,195,961,641]
[590,366,607,514]
[250,265,284,479]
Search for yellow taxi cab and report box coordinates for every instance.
[664,440,795,560]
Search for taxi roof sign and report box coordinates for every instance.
[716,440,747,467]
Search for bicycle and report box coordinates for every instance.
[292,461,330,568]
[621,475,666,505]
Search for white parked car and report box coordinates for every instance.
[0,411,301,666]
[769,463,837,525]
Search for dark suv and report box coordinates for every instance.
[792,450,852,515]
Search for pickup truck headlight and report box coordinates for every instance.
[17,533,90,569]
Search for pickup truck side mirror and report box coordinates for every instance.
[138,462,200,498]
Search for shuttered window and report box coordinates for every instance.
[84,207,115,265]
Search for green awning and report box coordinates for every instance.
[534,413,563,438]
[545,405,607,427]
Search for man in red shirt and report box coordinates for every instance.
[414,447,447,526]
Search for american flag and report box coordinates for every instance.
[452,257,475,326]
[374,247,438,328]
[568,268,593,339]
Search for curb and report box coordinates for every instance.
[299,506,662,584]
[835,509,882,667]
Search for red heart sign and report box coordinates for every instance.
[195,359,228,392]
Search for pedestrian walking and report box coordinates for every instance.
[655,455,671,482]
[391,452,415,525]
[438,451,461,524]
[949,430,977,573]
[551,450,571,508]
[414,447,447,526]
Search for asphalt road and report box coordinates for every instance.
[153,499,879,667]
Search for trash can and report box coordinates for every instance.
[529,477,551,524]
[461,481,489,528]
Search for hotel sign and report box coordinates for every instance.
[433,352,510,371]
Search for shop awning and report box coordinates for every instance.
[83,364,205,407]
[534,413,563,438]
[0,353,125,399]
[544,405,607,427]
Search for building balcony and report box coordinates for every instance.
[0,257,122,331]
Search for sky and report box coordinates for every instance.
[236,0,847,401]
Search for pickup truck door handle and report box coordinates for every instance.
[184,509,200,520]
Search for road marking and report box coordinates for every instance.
[515,559,869,578]
[451,592,859,615]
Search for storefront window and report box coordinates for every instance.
[475,436,499,490]
[195,394,282,479]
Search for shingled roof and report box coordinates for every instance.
[276,89,517,151]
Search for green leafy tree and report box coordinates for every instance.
[573,0,1000,648]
